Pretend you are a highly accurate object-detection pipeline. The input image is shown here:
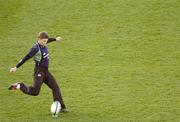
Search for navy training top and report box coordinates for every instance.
[16,38,56,68]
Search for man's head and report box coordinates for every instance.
[38,31,49,46]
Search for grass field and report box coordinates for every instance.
[0,0,180,121]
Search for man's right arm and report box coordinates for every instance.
[10,44,39,73]
[16,44,39,68]
[16,54,32,68]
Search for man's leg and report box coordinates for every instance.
[44,71,66,109]
[19,70,44,96]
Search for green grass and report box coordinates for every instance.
[0,0,180,121]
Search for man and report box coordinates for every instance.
[9,31,68,112]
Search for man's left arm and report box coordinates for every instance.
[47,37,63,43]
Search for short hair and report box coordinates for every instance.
[38,31,49,39]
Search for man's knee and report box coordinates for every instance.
[30,87,40,96]
[32,91,39,96]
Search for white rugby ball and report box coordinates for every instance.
[51,101,61,117]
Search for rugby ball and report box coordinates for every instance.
[51,101,61,117]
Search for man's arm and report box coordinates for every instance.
[16,54,31,68]
[47,37,63,44]
[10,44,39,73]
[47,38,56,43]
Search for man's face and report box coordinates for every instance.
[38,38,48,46]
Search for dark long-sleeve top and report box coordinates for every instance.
[16,38,56,68]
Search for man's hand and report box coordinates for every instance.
[56,37,63,42]
[10,67,17,73]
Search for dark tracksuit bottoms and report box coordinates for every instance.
[19,66,66,109]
